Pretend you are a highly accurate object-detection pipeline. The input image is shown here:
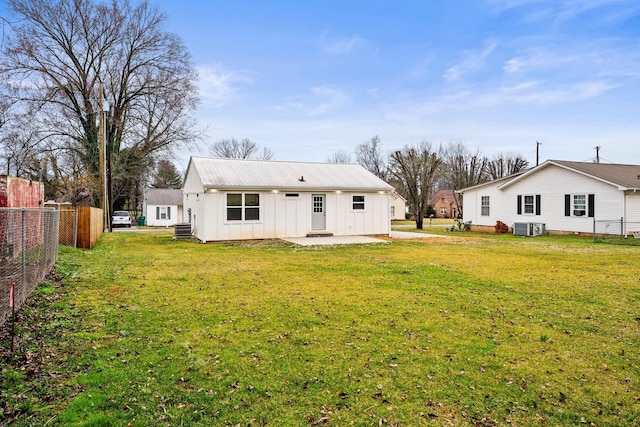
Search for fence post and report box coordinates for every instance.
[621,217,624,239]
[21,209,26,304]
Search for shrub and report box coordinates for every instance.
[495,220,509,233]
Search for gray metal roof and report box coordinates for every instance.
[188,157,393,192]
[144,188,183,205]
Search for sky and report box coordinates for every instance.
[6,0,640,168]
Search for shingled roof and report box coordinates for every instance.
[497,160,640,191]
[144,188,183,205]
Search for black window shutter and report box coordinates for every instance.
[517,195,522,215]
[564,194,571,216]
[535,195,541,215]
[588,194,595,217]
[168,206,171,219]
[156,206,160,220]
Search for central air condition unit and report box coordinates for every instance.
[513,222,546,236]
[174,223,192,239]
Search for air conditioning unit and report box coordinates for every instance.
[513,222,546,236]
[174,223,192,239]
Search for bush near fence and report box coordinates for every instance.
[0,208,60,327]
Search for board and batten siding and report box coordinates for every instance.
[463,164,626,234]
[183,190,390,242]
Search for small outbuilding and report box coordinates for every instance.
[182,157,393,242]
[143,188,183,227]
[390,191,407,220]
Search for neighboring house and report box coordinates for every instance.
[459,160,640,235]
[143,188,183,227]
[428,189,459,218]
[182,157,393,242]
[389,191,407,220]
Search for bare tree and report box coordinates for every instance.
[210,138,274,160]
[327,151,351,164]
[443,141,488,217]
[356,135,387,180]
[388,141,444,229]
[1,0,198,211]
[486,152,529,179]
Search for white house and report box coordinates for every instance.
[390,191,407,220]
[182,157,394,242]
[143,188,183,227]
[460,160,640,236]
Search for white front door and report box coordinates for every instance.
[312,194,326,230]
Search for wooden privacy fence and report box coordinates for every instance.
[56,206,104,249]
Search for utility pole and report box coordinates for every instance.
[594,146,600,163]
[536,141,542,166]
[99,87,106,231]
[99,87,110,232]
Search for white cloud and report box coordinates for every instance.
[320,33,365,55]
[289,85,349,116]
[196,65,253,107]
[444,41,497,82]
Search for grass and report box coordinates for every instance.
[2,231,640,426]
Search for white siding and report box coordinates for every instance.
[463,165,626,234]
[189,190,389,242]
[145,204,181,227]
[389,195,406,220]
[625,192,640,233]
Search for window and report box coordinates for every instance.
[573,195,586,216]
[226,193,260,221]
[156,206,171,220]
[565,194,594,217]
[517,194,541,215]
[390,206,396,217]
[352,195,365,210]
[440,207,447,215]
[481,196,490,216]
[524,195,535,214]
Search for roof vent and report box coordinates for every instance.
[298,176,305,182]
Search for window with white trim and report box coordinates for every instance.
[481,196,490,216]
[390,206,396,217]
[226,193,260,221]
[352,195,365,210]
[156,206,171,220]
[523,195,535,214]
[573,194,586,216]
[517,194,541,216]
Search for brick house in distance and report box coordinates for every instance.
[428,189,460,218]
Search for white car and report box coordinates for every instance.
[112,210,132,228]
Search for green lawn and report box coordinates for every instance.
[2,231,639,426]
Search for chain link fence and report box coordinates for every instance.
[593,218,640,240]
[1,208,60,328]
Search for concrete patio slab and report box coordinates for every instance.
[281,235,387,246]
[389,230,452,239]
